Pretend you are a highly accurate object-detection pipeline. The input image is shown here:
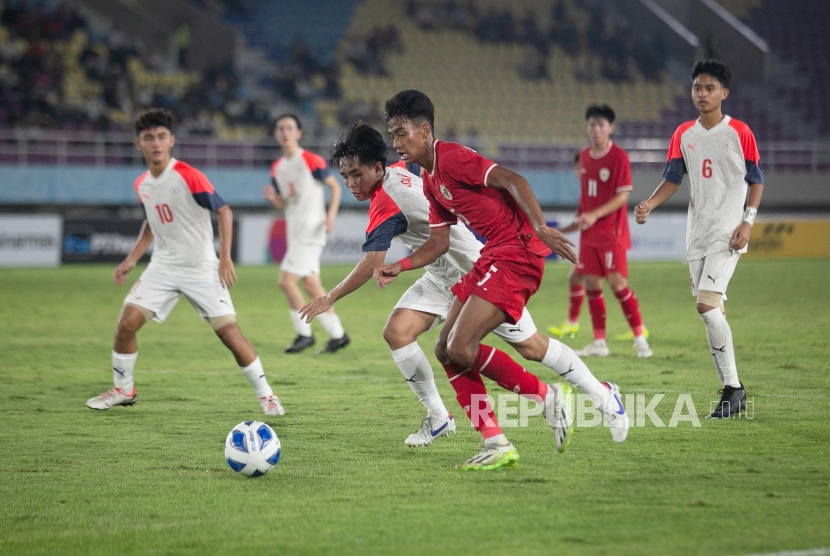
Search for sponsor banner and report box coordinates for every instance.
[745,221,830,259]
[238,212,408,266]
[0,214,62,268]
[62,219,236,263]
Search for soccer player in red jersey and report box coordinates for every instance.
[375,90,630,470]
[549,105,652,358]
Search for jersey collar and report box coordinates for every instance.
[589,140,613,159]
[428,140,440,178]
[696,114,731,133]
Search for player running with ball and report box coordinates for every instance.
[300,122,625,456]
[374,91,629,470]
[86,109,284,416]
[636,60,764,418]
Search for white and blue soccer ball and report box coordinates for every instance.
[224,421,281,477]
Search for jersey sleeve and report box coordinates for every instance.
[301,150,331,182]
[615,150,633,192]
[426,185,458,228]
[731,121,765,185]
[441,146,498,188]
[134,171,148,203]
[363,186,407,252]
[175,162,226,212]
[269,160,281,193]
[662,126,688,185]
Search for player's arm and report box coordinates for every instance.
[323,175,342,234]
[113,220,153,285]
[486,166,577,263]
[374,225,450,291]
[263,183,285,210]
[577,190,630,231]
[299,250,387,322]
[635,180,680,224]
[729,182,764,250]
[216,205,237,289]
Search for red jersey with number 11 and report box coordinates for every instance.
[577,141,632,249]
[423,140,551,258]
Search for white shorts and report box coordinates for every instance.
[124,270,236,324]
[394,272,537,343]
[280,244,323,277]
[689,250,741,300]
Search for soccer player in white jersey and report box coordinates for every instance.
[263,114,350,354]
[300,122,627,449]
[635,60,764,418]
[86,109,284,416]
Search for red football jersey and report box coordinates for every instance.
[423,141,551,257]
[577,141,632,249]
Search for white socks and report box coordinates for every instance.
[288,309,312,337]
[241,357,273,398]
[391,342,449,420]
[541,339,611,407]
[317,312,345,340]
[112,351,137,393]
[700,308,740,387]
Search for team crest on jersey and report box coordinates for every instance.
[440,185,453,200]
[723,142,731,151]
[599,168,610,182]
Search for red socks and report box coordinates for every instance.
[568,285,584,323]
[443,363,502,439]
[614,287,644,336]
[473,345,548,401]
[587,289,606,341]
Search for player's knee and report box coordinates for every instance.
[433,338,452,365]
[382,320,406,347]
[278,273,296,291]
[608,273,627,292]
[568,269,583,286]
[209,314,237,333]
[446,336,476,368]
[511,335,545,362]
[696,291,722,314]
[585,275,602,290]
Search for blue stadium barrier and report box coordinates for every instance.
[0,166,580,207]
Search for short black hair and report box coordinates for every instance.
[384,90,435,133]
[331,122,389,169]
[135,109,174,135]
[692,59,731,89]
[585,104,615,124]
[275,113,302,130]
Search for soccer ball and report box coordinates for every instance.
[224,421,281,477]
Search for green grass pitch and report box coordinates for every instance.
[1,260,828,556]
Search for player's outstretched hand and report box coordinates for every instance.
[635,202,651,224]
[262,185,278,202]
[536,226,578,264]
[729,222,751,250]
[113,260,136,285]
[219,258,237,289]
[373,263,402,291]
[299,295,333,324]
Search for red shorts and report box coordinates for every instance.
[451,249,545,324]
[576,243,628,278]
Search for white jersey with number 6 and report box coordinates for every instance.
[134,157,226,278]
[662,115,764,260]
[270,148,329,248]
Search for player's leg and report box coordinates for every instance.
[548,268,583,337]
[213,319,284,416]
[499,311,627,444]
[383,307,455,446]
[182,276,284,415]
[87,271,179,410]
[301,273,350,353]
[279,269,316,353]
[607,260,652,356]
[577,272,609,356]
[696,252,745,418]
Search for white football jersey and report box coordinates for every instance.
[663,115,764,260]
[363,162,483,287]
[134,157,225,278]
[270,148,329,248]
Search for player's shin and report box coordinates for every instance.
[288,309,313,337]
[700,309,740,387]
[587,290,607,342]
[614,287,644,337]
[317,312,345,340]
[473,345,548,401]
[392,342,449,419]
[112,351,137,394]
[541,339,612,407]
[444,363,504,442]
[240,356,273,398]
